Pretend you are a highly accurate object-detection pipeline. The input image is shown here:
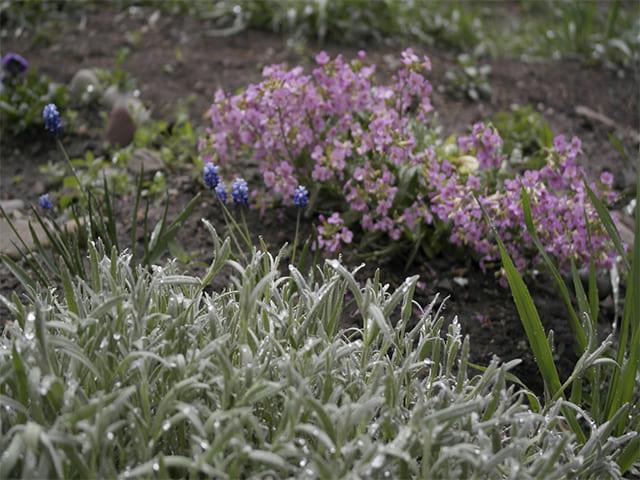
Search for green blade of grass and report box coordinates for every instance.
[144,192,201,266]
[520,187,587,352]
[606,169,640,438]
[478,196,586,443]
[130,166,144,265]
[585,181,630,271]
[479,195,562,397]
[102,174,119,253]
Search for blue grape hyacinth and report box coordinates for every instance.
[293,185,309,208]
[42,104,61,136]
[231,178,249,206]
[203,163,220,189]
[38,193,53,210]
[215,183,227,203]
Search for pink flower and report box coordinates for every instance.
[315,51,330,65]
[600,171,614,187]
[315,213,353,253]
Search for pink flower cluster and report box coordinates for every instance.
[458,122,503,169]
[427,135,618,278]
[201,48,431,194]
[315,213,353,252]
[201,50,617,276]
[201,49,433,254]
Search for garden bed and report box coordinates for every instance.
[1,4,638,395]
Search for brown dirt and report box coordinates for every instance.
[1,5,638,394]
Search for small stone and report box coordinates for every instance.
[127,148,164,174]
[105,100,136,148]
[0,199,25,215]
[436,278,454,292]
[0,218,50,259]
[69,68,102,105]
[612,211,635,248]
[453,276,469,287]
[102,85,120,109]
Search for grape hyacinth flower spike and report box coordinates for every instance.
[43,104,90,206]
[215,183,227,203]
[203,163,220,190]
[43,103,62,136]
[231,178,249,206]
[38,193,53,211]
[293,185,309,208]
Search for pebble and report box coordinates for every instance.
[0,217,83,259]
[612,211,635,248]
[0,218,49,259]
[33,182,46,195]
[69,68,102,105]
[102,85,120,109]
[127,148,164,174]
[105,100,136,148]
[0,199,25,215]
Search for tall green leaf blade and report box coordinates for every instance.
[496,237,562,398]
[521,187,587,352]
[608,169,640,436]
[585,181,630,270]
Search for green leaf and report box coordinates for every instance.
[585,181,629,271]
[520,187,587,352]
[607,169,640,435]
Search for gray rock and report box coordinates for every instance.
[127,148,164,174]
[0,217,83,259]
[0,199,25,215]
[102,85,121,109]
[0,218,49,259]
[33,181,46,195]
[612,210,635,248]
[69,68,102,105]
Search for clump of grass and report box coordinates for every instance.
[484,171,640,476]
[0,222,634,478]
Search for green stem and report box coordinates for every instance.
[216,196,247,262]
[239,208,253,249]
[291,209,301,265]
[56,138,89,205]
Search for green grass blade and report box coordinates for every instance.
[0,254,37,293]
[585,181,630,271]
[520,187,587,351]
[144,193,201,265]
[479,195,562,398]
[130,167,144,265]
[611,171,640,433]
[604,169,639,424]
[618,420,640,473]
[102,174,119,253]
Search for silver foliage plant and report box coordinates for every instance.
[0,221,634,479]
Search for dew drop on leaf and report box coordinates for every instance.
[371,454,385,469]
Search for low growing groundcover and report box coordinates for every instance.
[0,227,636,479]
